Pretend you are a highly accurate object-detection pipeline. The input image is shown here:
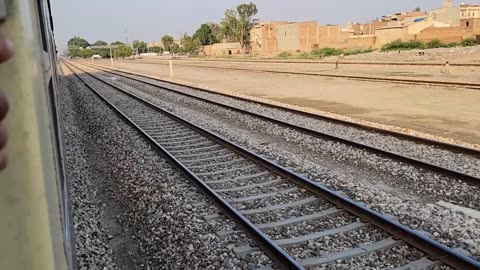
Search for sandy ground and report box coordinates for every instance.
[136,58,480,85]
[91,59,480,146]
[185,44,480,63]
[334,45,480,63]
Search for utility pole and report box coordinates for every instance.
[125,28,137,60]
[169,58,174,77]
[110,45,113,66]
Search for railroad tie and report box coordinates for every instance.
[214,179,283,193]
[233,221,367,258]
[298,239,403,268]
[391,257,441,270]
[228,187,299,203]
[195,164,257,177]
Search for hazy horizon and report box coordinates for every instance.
[51,0,478,50]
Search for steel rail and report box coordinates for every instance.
[80,60,480,157]
[123,59,480,90]
[63,61,305,270]
[75,61,480,185]
[136,58,480,67]
[65,60,480,270]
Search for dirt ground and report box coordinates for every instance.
[334,45,480,63]
[195,44,480,63]
[91,58,480,147]
[137,58,480,85]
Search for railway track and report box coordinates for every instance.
[72,61,480,186]
[78,61,480,155]
[64,60,480,269]
[128,59,480,90]
[141,58,480,67]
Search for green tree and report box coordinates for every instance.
[414,7,421,12]
[161,35,174,52]
[92,40,108,46]
[181,34,202,55]
[220,2,258,50]
[111,41,125,46]
[208,23,223,42]
[113,45,133,59]
[172,43,181,54]
[150,46,163,53]
[80,48,95,59]
[89,41,109,58]
[193,24,218,45]
[237,2,258,48]
[221,9,239,43]
[67,36,90,58]
[67,47,81,58]
[67,36,90,48]
[99,49,111,58]
[132,40,148,53]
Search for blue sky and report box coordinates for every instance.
[51,0,477,50]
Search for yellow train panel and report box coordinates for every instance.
[0,0,70,269]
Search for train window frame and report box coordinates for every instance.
[37,0,48,51]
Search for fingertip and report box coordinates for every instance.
[0,91,9,120]
[0,37,14,63]
[0,122,6,149]
[4,39,13,52]
[0,151,7,171]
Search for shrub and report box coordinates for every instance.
[383,37,477,51]
[344,48,375,56]
[344,49,360,56]
[405,40,426,49]
[426,39,445,49]
[295,48,374,58]
[278,51,292,59]
[188,51,200,58]
[381,39,425,51]
[298,52,314,59]
[447,42,459,48]
[461,37,478,47]
[311,48,343,57]
[381,39,404,51]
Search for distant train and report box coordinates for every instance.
[0,0,74,269]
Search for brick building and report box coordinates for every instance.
[203,42,243,56]
[249,21,289,53]
[413,3,480,44]
[429,0,460,26]
[243,0,480,54]
[461,3,480,19]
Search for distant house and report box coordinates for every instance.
[203,43,243,56]
[246,0,480,54]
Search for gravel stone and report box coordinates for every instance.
[267,212,359,240]
[59,65,118,270]
[85,66,480,212]
[62,63,270,269]
[286,226,388,259]
[94,67,480,178]
[310,244,425,270]
[70,62,480,265]
[234,189,312,211]
[220,182,296,199]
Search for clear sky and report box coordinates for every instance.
[51,0,477,50]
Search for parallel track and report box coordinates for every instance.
[65,60,480,270]
[129,59,480,90]
[145,58,480,67]
[74,61,480,185]
[81,60,480,156]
